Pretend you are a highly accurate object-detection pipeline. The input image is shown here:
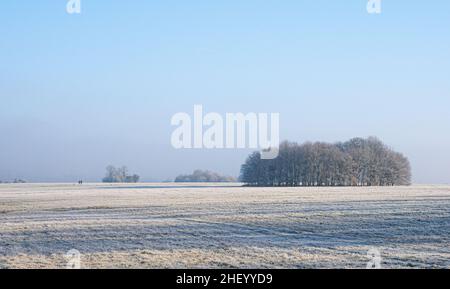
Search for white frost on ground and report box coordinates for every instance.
[1,183,449,268]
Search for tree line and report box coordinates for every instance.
[0,179,27,184]
[240,137,411,187]
[175,170,237,183]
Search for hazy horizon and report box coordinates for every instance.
[1,1,450,184]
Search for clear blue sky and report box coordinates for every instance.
[1,1,449,183]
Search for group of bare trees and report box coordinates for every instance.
[240,137,411,187]
[102,165,140,183]
[175,170,237,183]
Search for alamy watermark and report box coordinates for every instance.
[171,105,280,159]
[66,1,380,15]
[65,249,81,269]
[366,248,382,269]
[367,0,382,14]
[66,0,81,14]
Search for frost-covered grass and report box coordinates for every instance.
[1,183,449,269]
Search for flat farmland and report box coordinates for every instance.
[1,183,449,269]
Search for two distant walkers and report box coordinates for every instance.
[78,180,83,185]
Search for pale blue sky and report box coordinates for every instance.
[1,1,449,183]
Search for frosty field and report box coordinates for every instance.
[1,183,449,269]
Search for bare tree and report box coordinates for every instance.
[102,165,140,183]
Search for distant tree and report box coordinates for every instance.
[102,166,140,183]
[125,174,140,183]
[102,165,117,183]
[240,137,411,187]
[175,170,237,183]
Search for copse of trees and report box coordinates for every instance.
[175,170,237,183]
[102,165,140,183]
[240,137,411,187]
